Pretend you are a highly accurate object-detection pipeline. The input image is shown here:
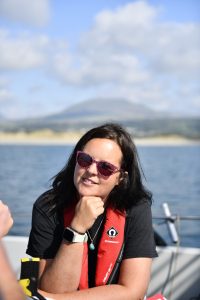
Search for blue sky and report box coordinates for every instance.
[0,0,199,119]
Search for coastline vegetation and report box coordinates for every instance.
[0,129,199,146]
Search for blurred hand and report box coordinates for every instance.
[70,196,104,233]
[0,201,13,238]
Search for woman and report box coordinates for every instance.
[0,201,26,300]
[26,123,157,300]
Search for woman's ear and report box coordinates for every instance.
[121,171,128,181]
[124,171,128,177]
[116,171,128,186]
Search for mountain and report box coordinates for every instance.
[0,98,199,139]
[44,98,163,122]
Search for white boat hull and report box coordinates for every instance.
[148,246,200,300]
[2,236,200,300]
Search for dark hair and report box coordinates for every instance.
[47,123,152,213]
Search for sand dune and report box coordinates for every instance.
[0,130,199,146]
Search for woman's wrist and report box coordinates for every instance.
[70,219,87,234]
[68,226,86,235]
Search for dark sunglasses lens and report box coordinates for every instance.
[98,162,115,176]
[77,152,92,168]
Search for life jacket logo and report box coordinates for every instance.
[107,227,118,238]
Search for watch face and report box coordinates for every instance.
[63,228,74,242]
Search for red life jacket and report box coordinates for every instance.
[64,205,126,289]
[147,294,166,300]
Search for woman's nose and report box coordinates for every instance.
[86,161,98,175]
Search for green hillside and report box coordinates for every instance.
[0,99,199,139]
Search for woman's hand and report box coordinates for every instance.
[70,196,104,233]
[0,200,13,238]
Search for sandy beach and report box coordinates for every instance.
[0,131,199,146]
[0,130,81,145]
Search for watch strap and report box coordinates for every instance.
[63,227,88,243]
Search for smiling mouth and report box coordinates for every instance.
[82,177,98,185]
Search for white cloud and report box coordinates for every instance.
[0,77,13,103]
[0,0,199,117]
[0,30,49,70]
[53,51,150,86]
[52,1,200,83]
[0,76,10,88]
[146,23,200,78]
[0,88,13,102]
[0,77,14,120]
[50,1,200,114]
[0,0,50,27]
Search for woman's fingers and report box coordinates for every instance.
[71,196,104,233]
[0,201,13,238]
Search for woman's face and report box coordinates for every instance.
[74,138,123,202]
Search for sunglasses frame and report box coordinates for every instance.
[76,151,121,177]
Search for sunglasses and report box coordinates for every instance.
[76,151,121,177]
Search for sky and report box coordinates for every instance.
[0,0,199,119]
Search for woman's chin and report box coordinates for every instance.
[78,185,98,197]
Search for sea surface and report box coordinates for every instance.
[0,144,199,247]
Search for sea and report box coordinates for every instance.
[0,143,199,248]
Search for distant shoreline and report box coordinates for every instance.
[0,131,199,146]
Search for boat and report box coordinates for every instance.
[2,203,200,300]
[148,203,200,300]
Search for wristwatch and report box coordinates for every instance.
[63,227,88,243]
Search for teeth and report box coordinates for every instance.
[83,178,96,184]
